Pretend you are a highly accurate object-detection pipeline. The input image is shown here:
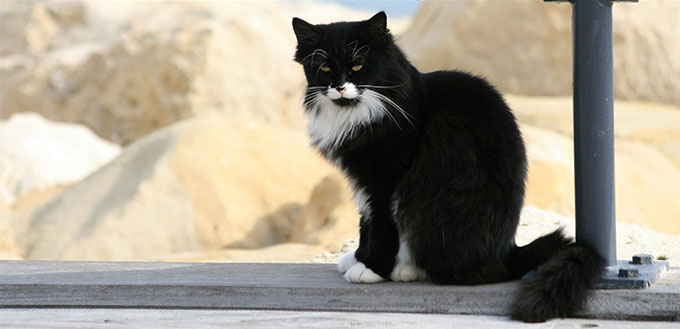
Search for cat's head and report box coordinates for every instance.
[292,12,396,108]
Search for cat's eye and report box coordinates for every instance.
[351,65,363,71]
[320,66,331,72]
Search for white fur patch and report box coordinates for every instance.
[396,236,412,265]
[352,185,372,220]
[346,178,372,221]
[344,262,385,283]
[390,262,427,282]
[337,250,359,273]
[305,87,386,151]
[390,236,426,282]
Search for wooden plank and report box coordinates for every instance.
[0,261,678,321]
[1,309,679,329]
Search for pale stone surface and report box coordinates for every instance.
[7,112,677,261]
[0,216,21,260]
[11,118,348,260]
[512,96,680,235]
[0,1,405,144]
[0,112,120,206]
[12,121,198,260]
[517,206,680,264]
[6,114,679,260]
[399,0,680,107]
[523,125,680,235]
[1,309,678,329]
[0,1,87,56]
[1,1,678,263]
[160,243,328,264]
[509,95,680,168]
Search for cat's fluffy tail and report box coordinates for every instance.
[508,229,606,322]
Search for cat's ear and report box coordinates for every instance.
[367,11,387,31]
[364,11,388,43]
[292,17,319,44]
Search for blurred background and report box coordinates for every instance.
[0,0,678,264]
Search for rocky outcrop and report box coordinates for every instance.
[399,0,680,107]
[516,96,680,235]
[0,1,391,144]
[0,215,22,260]
[509,95,680,168]
[0,112,120,206]
[12,118,347,260]
[2,1,678,262]
[9,98,678,261]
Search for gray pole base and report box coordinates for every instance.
[598,255,670,289]
[522,255,670,290]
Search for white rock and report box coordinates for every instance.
[0,112,120,206]
[12,118,339,260]
[518,206,680,264]
[0,214,21,260]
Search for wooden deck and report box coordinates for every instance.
[1,261,678,322]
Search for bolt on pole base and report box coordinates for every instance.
[597,254,670,289]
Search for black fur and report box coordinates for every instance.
[292,12,605,322]
[510,242,606,322]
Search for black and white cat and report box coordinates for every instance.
[292,12,605,322]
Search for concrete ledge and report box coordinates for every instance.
[1,261,678,321]
[3,309,680,329]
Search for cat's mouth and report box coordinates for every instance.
[331,98,361,107]
[326,83,361,107]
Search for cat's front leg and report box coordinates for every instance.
[337,218,385,284]
[339,206,399,283]
[343,258,385,283]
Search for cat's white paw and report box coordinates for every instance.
[337,251,359,273]
[390,263,427,282]
[344,262,385,283]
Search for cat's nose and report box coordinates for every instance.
[335,86,346,95]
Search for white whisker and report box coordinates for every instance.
[301,49,329,70]
[301,49,327,63]
[352,45,371,61]
[314,62,328,82]
[367,90,417,131]
[361,91,401,130]
[347,40,360,56]
[357,82,408,89]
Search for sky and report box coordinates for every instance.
[323,0,422,18]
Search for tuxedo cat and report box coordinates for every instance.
[292,12,604,322]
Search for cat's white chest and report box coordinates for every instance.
[305,87,385,151]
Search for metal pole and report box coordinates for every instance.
[572,0,617,266]
[545,1,671,289]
